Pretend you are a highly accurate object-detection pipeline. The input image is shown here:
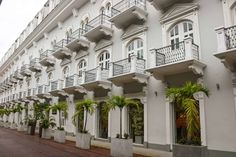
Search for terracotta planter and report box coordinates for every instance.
[54,130,66,143]
[76,133,91,149]
[111,138,133,157]
[42,128,52,139]
[173,144,208,157]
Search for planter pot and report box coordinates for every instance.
[42,128,52,139]
[17,125,25,132]
[173,144,208,157]
[10,123,17,129]
[111,138,133,157]
[4,122,10,128]
[76,133,92,149]
[54,130,66,143]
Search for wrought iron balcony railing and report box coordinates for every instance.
[37,85,49,95]
[111,0,146,17]
[30,58,40,66]
[50,80,64,91]
[224,25,236,50]
[53,39,70,51]
[64,74,83,88]
[155,41,199,66]
[21,64,30,72]
[68,28,86,41]
[85,14,111,32]
[85,66,109,83]
[112,57,146,76]
[39,50,54,60]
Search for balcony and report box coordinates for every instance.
[63,74,87,95]
[84,14,113,42]
[108,55,148,86]
[20,65,32,77]
[13,70,23,80]
[29,58,42,72]
[39,50,56,67]
[26,88,40,102]
[81,65,111,91]
[110,0,147,29]
[147,0,192,11]
[66,29,90,52]
[9,75,18,84]
[215,26,236,72]
[36,85,51,99]
[52,39,72,60]
[147,37,205,80]
[49,80,68,97]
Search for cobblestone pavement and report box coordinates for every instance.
[0,128,146,157]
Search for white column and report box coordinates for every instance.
[130,54,137,73]
[141,96,148,146]
[81,70,86,84]
[165,98,173,148]
[96,65,102,81]
[184,37,193,60]
[215,26,227,52]
[109,62,113,78]
[232,73,236,119]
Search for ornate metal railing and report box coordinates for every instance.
[27,89,31,97]
[50,80,63,91]
[111,0,146,17]
[38,85,43,94]
[40,50,54,60]
[155,42,199,66]
[85,14,111,32]
[53,39,70,51]
[21,64,30,72]
[85,68,97,83]
[68,28,86,41]
[30,58,40,66]
[225,25,236,50]
[65,75,74,87]
[113,58,131,76]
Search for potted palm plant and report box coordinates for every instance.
[105,96,139,157]
[14,104,25,131]
[166,82,209,157]
[72,99,96,149]
[4,108,11,128]
[40,105,56,139]
[10,106,18,129]
[51,101,68,143]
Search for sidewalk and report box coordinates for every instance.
[0,128,172,157]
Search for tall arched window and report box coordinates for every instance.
[169,21,193,49]
[78,59,87,77]
[98,51,110,69]
[62,66,69,79]
[127,38,144,59]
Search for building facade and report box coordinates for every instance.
[0,0,236,156]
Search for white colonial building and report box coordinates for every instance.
[0,0,236,156]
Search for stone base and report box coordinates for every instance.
[76,133,91,149]
[173,144,208,157]
[17,125,25,131]
[111,138,133,157]
[54,130,66,143]
[10,123,17,129]
[42,128,52,139]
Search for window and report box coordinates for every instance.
[62,66,69,79]
[98,51,110,69]
[78,59,87,77]
[97,102,108,139]
[127,38,144,59]
[169,21,194,49]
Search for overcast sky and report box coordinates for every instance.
[0,0,48,60]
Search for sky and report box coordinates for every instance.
[0,0,48,60]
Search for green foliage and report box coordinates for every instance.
[130,104,144,136]
[105,96,140,139]
[166,82,209,144]
[51,101,68,130]
[72,99,96,133]
[40,116,56,129]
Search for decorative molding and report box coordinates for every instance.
[160,3,199,24]
[98,81,112,90]
[75,51,89,60]
[121,25,148,40]
[94,39,113,51]
[60,58,72,66]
